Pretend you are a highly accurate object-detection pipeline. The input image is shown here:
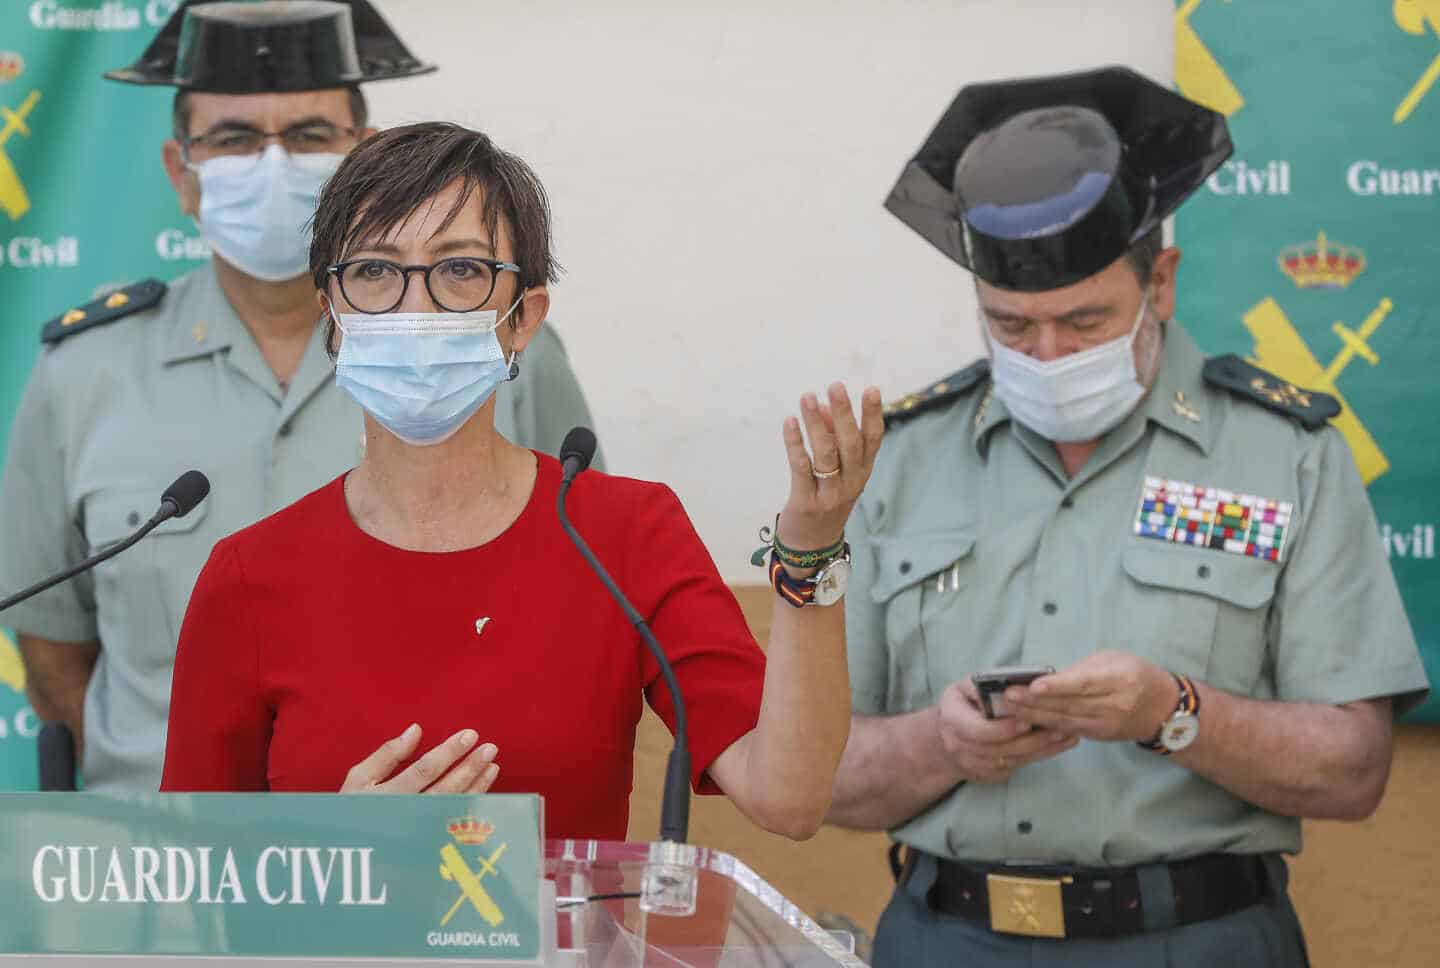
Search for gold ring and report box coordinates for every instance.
[812,464,841,480]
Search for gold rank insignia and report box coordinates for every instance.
[41,278,167,346]
[1201,354,1339,431]
[883,358,992,429]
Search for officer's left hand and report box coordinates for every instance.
[1002,650,1180,743]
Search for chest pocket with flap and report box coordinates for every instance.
[83,486,211,664]
[868,530,976,711]
[1120,543,1278,693]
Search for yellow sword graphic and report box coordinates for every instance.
[439,842,507,928]
[0,90,40,221]
[1394,0,1440,122]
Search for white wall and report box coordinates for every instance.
[366,0,1173,580]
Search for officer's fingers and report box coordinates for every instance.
[1004,730,1080,764]
[996,727,1076,759]
[425,742,498,795]
[959,708,1034,746]
[387,729,478,793]
[341,723,421,792]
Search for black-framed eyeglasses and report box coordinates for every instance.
[181,121,360,160]
[328,258,523,314]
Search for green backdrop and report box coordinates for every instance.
[0,0,208,788]
[1174,0,1440,721]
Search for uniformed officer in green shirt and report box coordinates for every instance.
[826,67,1429,966]
[0,1,600,793]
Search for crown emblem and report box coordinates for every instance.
[447,815,495,846]
[1278,231,1366,290]
[0,52,23,84]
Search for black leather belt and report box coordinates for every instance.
[900,849,1271,939]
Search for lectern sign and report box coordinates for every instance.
[0,793,543,962]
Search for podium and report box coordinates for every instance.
[0,794,863,967]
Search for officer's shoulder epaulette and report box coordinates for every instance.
[40,279,167,346]
[1202,354,1340,431]
[883,358,991,429]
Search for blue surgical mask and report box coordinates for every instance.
[190,144,342,282]
[332,302,521,446]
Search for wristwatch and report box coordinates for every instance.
[769,546,851,608]
[1139,672,1201,754]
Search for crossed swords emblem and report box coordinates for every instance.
[1179,0,1440,123]
[439,841,508,928]
[0,90,40,221]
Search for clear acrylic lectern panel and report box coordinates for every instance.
[546,839,865,967]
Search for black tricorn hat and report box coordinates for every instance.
[103,0,435,91]
[884,66,1231,292]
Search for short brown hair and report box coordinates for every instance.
[309,121,557,351]
[1125,225,1164,285]
[172,85,368,140]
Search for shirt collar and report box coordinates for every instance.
[161,262,245,365]
[1136,321,1216,456]
[969,320,1217,457]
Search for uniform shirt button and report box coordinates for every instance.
[1017,820,1033,835]
[1060,496,1074,509]
[1042,602,1058,615]
[1197,564,1211,579]
[126,511,140,527]
[278,421,293,438]
[899,560,912,575]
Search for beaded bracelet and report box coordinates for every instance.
[750,515,846,569]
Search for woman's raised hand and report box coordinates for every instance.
[778,383,884,551]
[340,723,499,794]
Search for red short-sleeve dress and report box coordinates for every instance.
[159,454,766,841]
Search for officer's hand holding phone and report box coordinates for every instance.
[936,671,1078,785]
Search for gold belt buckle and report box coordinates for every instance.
[986,872,1069,938]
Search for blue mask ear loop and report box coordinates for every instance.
[501,291,526,382]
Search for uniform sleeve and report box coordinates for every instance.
[0,353,97,642]
[1270,428,1429,714]
[844,496,890,715]
[160,540,271,791]
[623,484,765,793]
[511,324,606,471]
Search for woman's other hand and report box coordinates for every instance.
[779,383,884,550]
[340,723,500,794]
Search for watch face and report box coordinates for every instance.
[812,558,851,607]
[1160,713,1200,752]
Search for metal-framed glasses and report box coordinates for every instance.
[328,258,523,314]
[180,121,360,161]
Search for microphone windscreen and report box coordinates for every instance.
[162,470,211,518]
[560,427,597,474]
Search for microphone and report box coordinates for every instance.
[555,427,692,843]
[161,469,211,519]
[0,471,212,615]
[559,426,597,483]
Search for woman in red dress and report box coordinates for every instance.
[160,122,883,842]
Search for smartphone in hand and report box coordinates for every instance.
[972,665,1055,719]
